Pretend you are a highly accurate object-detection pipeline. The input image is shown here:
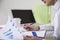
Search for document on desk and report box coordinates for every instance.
[0,16,24,40]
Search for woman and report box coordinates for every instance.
[23,0,60,40]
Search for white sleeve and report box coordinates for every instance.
[54,9,60,37]
[39,24,54,31]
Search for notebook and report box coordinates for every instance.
[23,31,46,38]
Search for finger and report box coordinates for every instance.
[25,28,30,31]
[24,26,33,31]
[23,26,30,30]
[23,25,31,29]
[26,27,33,31]
[24,36,37,40]
[34,37,42,40]
[23,24,34,31]
[23,35,33,38]
[24,36,34,40]
[23,36,32,40]
[26,35,33,38]
[24,35,42,40]
[26,36,42,40]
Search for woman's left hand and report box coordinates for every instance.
[23,35,42,40]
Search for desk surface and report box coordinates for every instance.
[45,31,54,40]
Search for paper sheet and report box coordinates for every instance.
[0,16,23,40]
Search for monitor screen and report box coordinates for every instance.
[12,10,35,24]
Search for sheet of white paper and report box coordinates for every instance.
[0,16,23,40]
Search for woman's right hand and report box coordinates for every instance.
[23,24,40,31]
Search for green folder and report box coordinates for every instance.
[33,4,51,24]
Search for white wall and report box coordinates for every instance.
[0,0,42,25]
[1,0,42,9]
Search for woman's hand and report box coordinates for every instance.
[23,23,40,31]
[23,36,42,40]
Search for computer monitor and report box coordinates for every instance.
[12,10,35,24]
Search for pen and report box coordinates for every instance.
[32,31,37,37]
[32,31,41,38]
